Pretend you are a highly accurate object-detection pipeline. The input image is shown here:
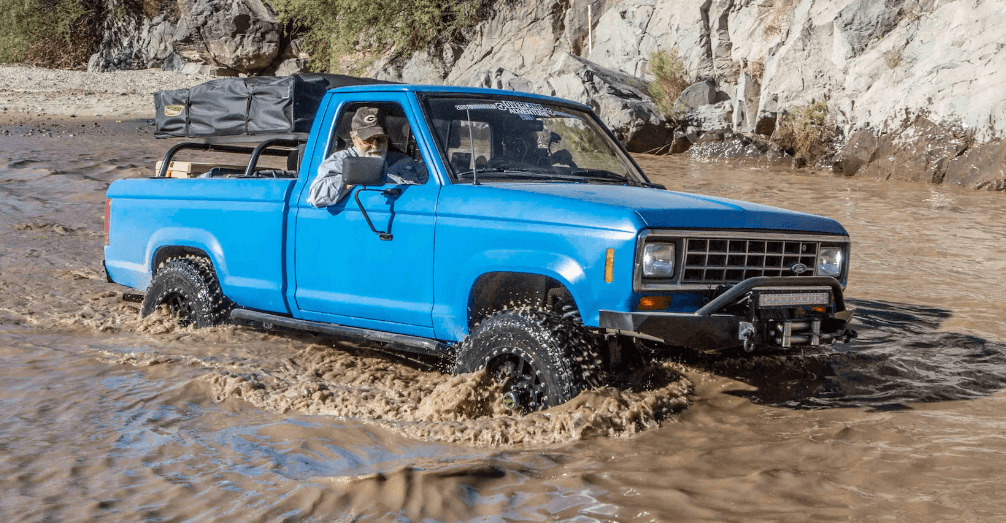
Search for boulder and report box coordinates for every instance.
[681,101,733,132]
[160,53,184,72]
[87,8,177,72]
[261,39,310,76]
[543,54,670,153]
[689,133,788,162]
[272,59,306,77]
[678,81,716,109]
[175,62,239,77]
[669,129,692,154]
[172,0,280,74]
[850,117,972,184]
[937,138,1006,191]
[834,129,880,176]
[732,72,760,133]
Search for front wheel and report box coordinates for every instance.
[454,309,604,412]
[140,256,232,328]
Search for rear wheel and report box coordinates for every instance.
[454,309,604,412]
[140,256,231,327]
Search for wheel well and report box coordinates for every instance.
[467,272,579,328]
[152,246,211,273]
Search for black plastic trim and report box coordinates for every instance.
[230,308,453,357]
[600,310,742,351]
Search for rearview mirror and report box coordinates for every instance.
[343,156,384,186]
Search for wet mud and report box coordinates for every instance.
[2,118,1006,519]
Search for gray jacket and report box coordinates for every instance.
[307,148,427,208]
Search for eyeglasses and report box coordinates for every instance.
[358,135,387,146]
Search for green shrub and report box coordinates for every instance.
[0,0,101,67]
[646,49,690,118]
[270,0,492,73]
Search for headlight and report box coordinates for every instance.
[642,243,675,277]
[817,247,843,277]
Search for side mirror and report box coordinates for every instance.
[343,156,384,186]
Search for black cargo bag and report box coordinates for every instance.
[154,74,389,138]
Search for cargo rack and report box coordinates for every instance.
[155,133,308,178]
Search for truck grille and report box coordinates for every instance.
[682,238,820,283]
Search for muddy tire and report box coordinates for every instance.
[454,309,604,412]
[140,256,232,328]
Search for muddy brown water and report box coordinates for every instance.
[1,118,1005,520]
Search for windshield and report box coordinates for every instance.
[422,96,649,186]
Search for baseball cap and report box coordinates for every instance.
[352,107,387,141]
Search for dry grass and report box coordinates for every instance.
[762,0,797,38]
[774,100,837,162]
[747,58,765,82]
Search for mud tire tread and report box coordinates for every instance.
[454,308,605,409]
[140,256,232,328]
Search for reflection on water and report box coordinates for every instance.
[1,122,1006,519]
[673,299,1006,410]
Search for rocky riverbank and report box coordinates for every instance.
[9,0,1006,191]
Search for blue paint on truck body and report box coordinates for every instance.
[104,85,850,348]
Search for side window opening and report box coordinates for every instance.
[328,101,413,158]
[315,100,430,189]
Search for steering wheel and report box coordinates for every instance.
[503,136,529,163]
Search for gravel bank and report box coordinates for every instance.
[0,65,212,121]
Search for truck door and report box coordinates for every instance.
[292,94,439,338]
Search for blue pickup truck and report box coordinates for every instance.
[104,78,854,412]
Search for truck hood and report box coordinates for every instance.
[496,183,848,235]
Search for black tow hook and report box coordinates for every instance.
[740,322,757,352]
[843,329,859,343]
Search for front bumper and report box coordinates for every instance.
[599,276,855,352]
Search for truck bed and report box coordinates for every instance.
[104,177,296,314]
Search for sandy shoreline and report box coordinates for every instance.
[0,65,212,122]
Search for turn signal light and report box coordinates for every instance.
[604,249,614,283]
[637,296,672,310]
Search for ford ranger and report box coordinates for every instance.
[103,76,855,412]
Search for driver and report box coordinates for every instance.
[307,106,426,208]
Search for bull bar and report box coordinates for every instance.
[599,276,855,352]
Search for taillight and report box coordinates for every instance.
[104,199,111,246]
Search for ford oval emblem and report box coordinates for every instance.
[790,263,809,274]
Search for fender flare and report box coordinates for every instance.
[442,249,600,339]
[146,228,226,282]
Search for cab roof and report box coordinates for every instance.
[327,84,593,111]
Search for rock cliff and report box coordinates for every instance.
[86,0,1006,190]
[371,0,1005,190]
[87,0,303,76]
